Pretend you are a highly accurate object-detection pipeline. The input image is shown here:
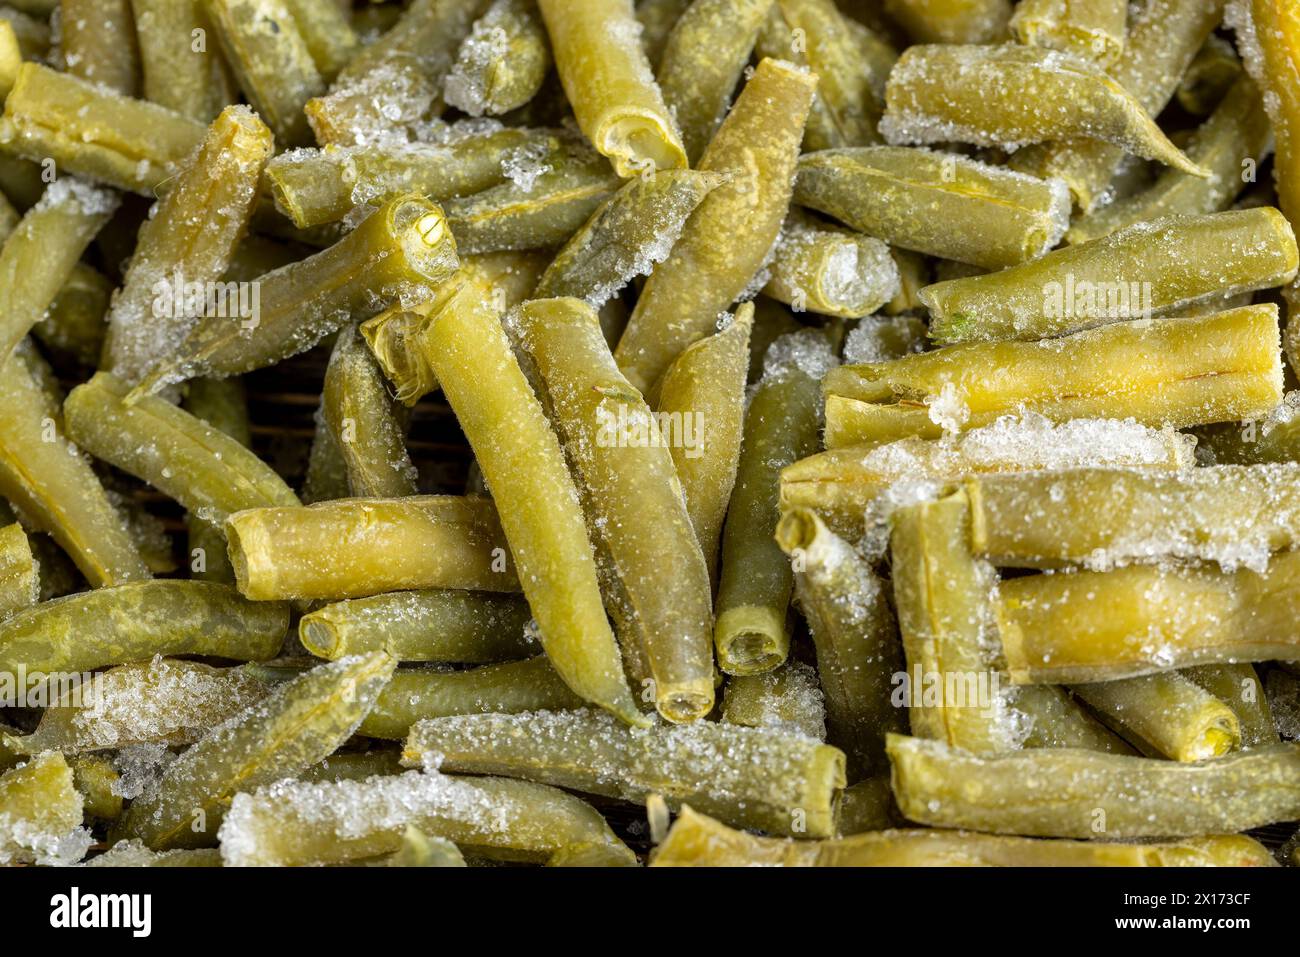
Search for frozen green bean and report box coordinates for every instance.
[881,44,1202,175]
[1009,0,1126,66]
[997,554,1300,683]
[380,828,467,867]
[404,709,848,838]
[226,496,519,602]
[515,297,714,723]
[0,62,207,194]
[120,652,395,849]
[0,580,286,677]
[1183,663,1278,749]
[132,194,459,397]
[616,56,816,394]
[182,377,250,583]
[33,264,111,367]
[794,146,1071,270]
[762,212,899,318]
[653,305,751,582]
[444,0,551,117]
[321,324,418,498]
[0,522,36,618]
[822,305,1285,448]
[282,0,358,80]
[407,280,642,726]
[219,769,636,866]
[299,750,404,783]
[102,106,274,385]
[837,775,897,833]
[721,662,827,741]
[1071,672,1241,762]
[202,0,325,146]
[636,0,690,65]
[883,0,1010,44]
[1176,36,1241,116]
[0,19,20,101]
[652,805,1277,866]
[87,842,223,867]
[60,0,141,95]
[65,372,300,523]
[777,509,903,778]
[0,752,84,866]
[0,5,50,60]
[715,330,835,675]
[359,656,584,739]
[1067,78,1272,244]
[300,590,534,663]
[69,754,123,821]
[533,167,724,306]
[887,732,1300,838]
[133,0,236,122]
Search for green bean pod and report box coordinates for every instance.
[715,330,835,675]
[516,297,714,723]
[721,662,827,741]
[282,0,358,80]
[299,590,534,663]
[996,554,1300,683]
[132,194,460,397]
[614,57,817,393]
[120,652,396,849]
[181,377,251,583]
[1008,0,1126,66]
[0,62,208,194]
[34,264,112,367]
[883,0,1011,44]
[653,305,752,583]
[1183,663,1278,749]
[226,496,519,601]
[403,709,848,838]
[0,522,37,618]
[87,842,224,867]
[795,147,1070,270]
[777,509,903,778]
[358,656,584,739]
[1071,672,1242,762]
[887,733,1300,838]
[1176,36,1241,116]
[652,805,1277,866]
[133,0,236,122]
[822,305,1284,448]
[0,753,84,866]
[69,754,124,822]
[379,828,467,867]
[5,658,270,755]
[762,212,900,318]
[59,0,140,94]
[219,769,636,866]
[534,167,725,306]
[444,0,551,117]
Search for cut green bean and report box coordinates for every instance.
[882,44,1202,175]
[5,658,269,755]
[300,590,534,663]
[380,827,467,867]
[782,417,1194,541]
[404,709,848,838]
[721,662,827,741]
[652,805,1277,866]
[33,264,112,367]
[70,754,123,822]
[182,377,250,583]
[282,0,358,80]
[822,305,1284,448]
[120,652,395,849]
[0,5,51,60]
[0,178,118,362]
[966,464,1300,571]
[359,656,584,739]
[321,324,418,498]
[1009,0,1126,66]
[777,509,903,778]
[537,0,686,177]
[202,0,325,146]
[1067,78,1272,244]
[1,578,283,668]
[0,62,207,194]
[0,347,150,587]
[133,0,236,122]
[226,496,519,601]
[219,769,636,866]
[794,146,1071,270]
[762,212,899,318]
[997,553,1300,683]
[837,775,897,834]
[0,19,19,102]
[0,522,36,618]
[636,0,690,65]
[1177,35,1241,116]
[653,305,751,582]
[103,106,274,385]
[533,167,724,306]
[444,0,551,117]
[715,330,835,675]
[65,372,300,523]
[1071,672,1241,762]
[887,732,1300,838]
[408,280,642,726]
[1183,663,1278,749]
[657,0,773,163]
[132,194,459,397]
[883,0,1011,44]
[0,752,85,866]
[616,56,817,394]
[515,297,714,723]
[60,0,141,95]
[87,841,223,867]
[299,750,404,783]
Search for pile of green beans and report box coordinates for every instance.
[0,0,1297,871]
